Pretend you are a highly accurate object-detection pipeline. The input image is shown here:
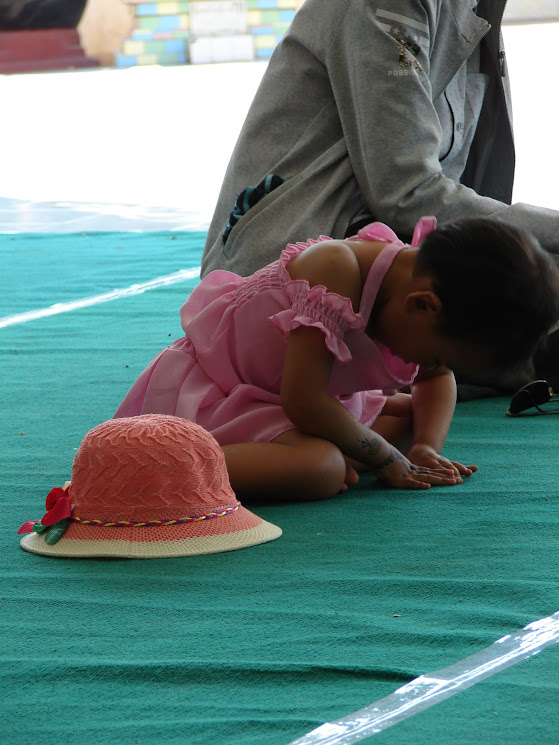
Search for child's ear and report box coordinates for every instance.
[404,291,442,315]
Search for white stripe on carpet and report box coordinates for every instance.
[0,268,200,329]
[288,609,559,744]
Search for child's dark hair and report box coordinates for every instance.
[414,219,559,367]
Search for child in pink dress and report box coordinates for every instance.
[115,218,559,500]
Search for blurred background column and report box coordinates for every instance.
[78,0,135,67]
[505,0,559,23]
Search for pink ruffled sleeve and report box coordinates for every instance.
[269,239,364,364]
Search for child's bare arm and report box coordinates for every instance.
[410,366,457,453]
[281,326,459,489]
[408,367,477,477]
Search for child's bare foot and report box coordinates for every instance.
[338,465,360,492]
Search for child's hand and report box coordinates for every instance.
[373,446,463,489]
[407,443,478,483]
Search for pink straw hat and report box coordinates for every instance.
[19,414,281,558]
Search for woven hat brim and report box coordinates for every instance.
[20,519,282,559]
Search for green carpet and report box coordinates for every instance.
[1,232,558,745]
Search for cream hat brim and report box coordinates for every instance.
[20,517,282,559]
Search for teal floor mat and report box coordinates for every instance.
[0,231,204,316]
[1,232,558,745]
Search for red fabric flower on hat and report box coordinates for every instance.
[18,486,72,535]
[42,487,72,525]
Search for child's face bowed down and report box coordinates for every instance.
[377,288,496,376]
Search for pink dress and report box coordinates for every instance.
[114,219,436,445]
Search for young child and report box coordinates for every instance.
[115,218,559,500]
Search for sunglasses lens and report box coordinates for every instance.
[529,380,553,405]
[509,389,536,414]
[509,380,553,415]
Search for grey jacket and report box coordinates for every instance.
[202,0,559,277]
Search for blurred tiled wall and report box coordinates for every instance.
[115,0,299,66]
[80,0,559,67]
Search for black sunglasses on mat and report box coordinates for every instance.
[506,380,559,417]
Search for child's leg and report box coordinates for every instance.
[222,429,358,501]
